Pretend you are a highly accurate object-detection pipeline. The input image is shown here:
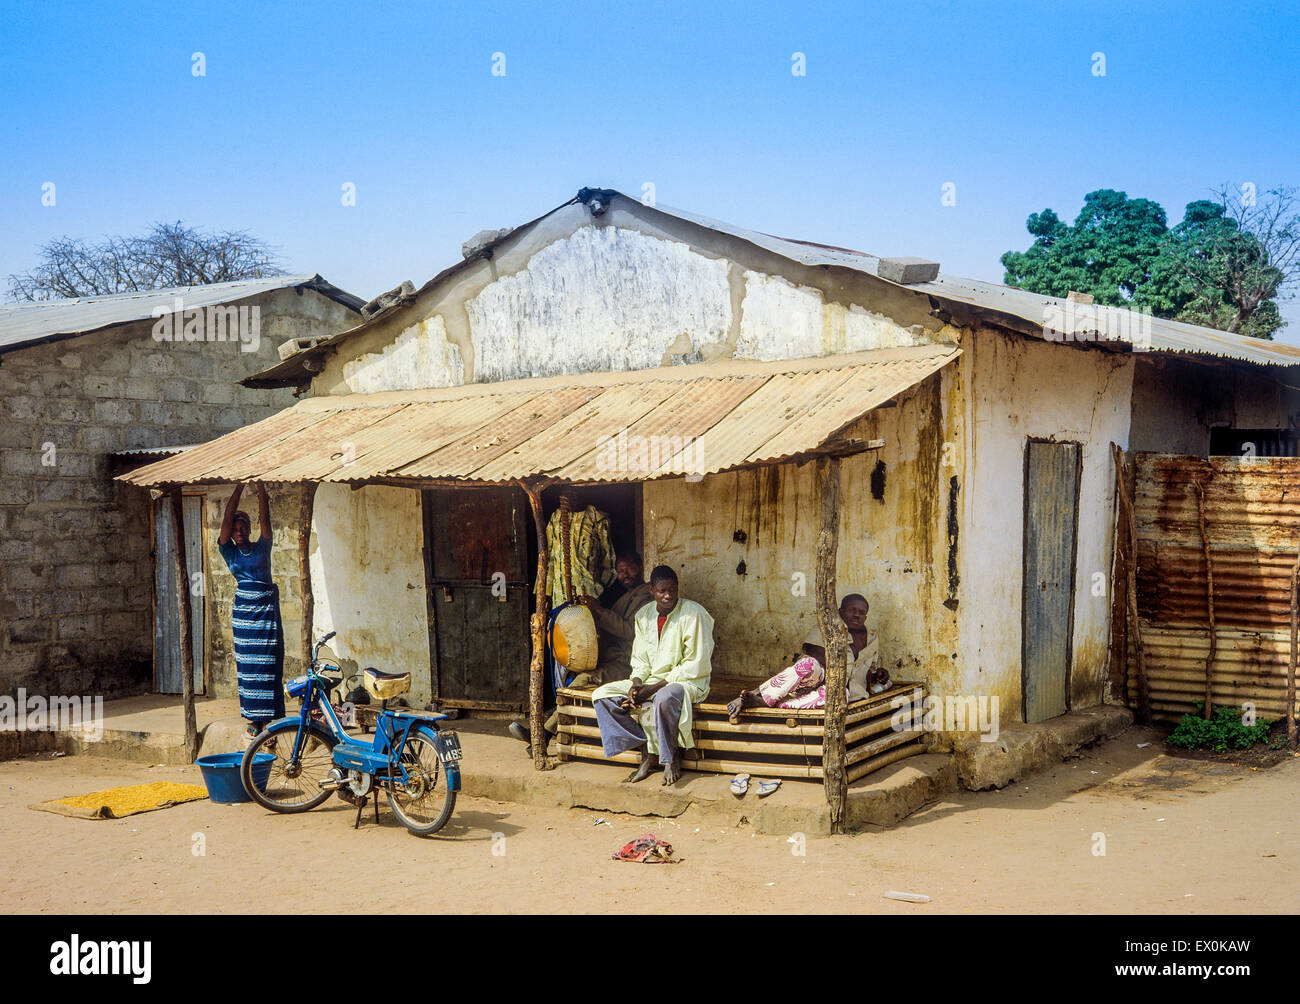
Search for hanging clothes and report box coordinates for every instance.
[544,505,614,606]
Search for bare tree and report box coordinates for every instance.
[1167,185,1300,339]
[7,222,285,301]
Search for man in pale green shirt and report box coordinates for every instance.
[591,565,715,785]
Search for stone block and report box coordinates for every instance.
[3,396,44,421]
[162,377,201,402]
[57,613,98,638]
[2,450,45,476]
[202,381,236,405]
[0,421,35,449]
[122,376,162,401]
[50,589,90,615]
[876,257,941,285]
[140,400,187,425]
[39,371,80,396]
[82,373,119,398]
[94,399,136,425]
[8,619,49,644]
[77,425,124,452]
[0,481,34,505]
[47,399,93,423]
[139,353,177,376]
[54,564,96,588]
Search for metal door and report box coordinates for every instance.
[1022,440,1080,722]
[154,495,205,695]
[422,488,530,711]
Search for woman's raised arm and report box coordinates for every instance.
[218,483,245,545]
[256,482,272,542]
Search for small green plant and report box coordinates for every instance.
[1166,702,1275,753]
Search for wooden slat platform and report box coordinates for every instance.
[555,674,928,782]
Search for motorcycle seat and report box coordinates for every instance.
[362,667,411,701]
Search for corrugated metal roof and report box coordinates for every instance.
[119,344,959,488]
[645,197,1300,367]
[244,189,1300,388]
[0,274,364,355]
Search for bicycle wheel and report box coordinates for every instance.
[241,724,338,813]
[385,728,457,835]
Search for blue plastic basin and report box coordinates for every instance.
[196,752,274,804]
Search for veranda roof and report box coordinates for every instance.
[118,343,960,489]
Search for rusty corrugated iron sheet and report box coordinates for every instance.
[118,344,959,489]
[1131,453,1300,720]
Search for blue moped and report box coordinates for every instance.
[240,631,461,835]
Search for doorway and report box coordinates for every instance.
[420,482,643,713]
[422,487,531,711]
[1021,439,1080,723]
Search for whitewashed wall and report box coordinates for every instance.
[309,484,431,706]
[955,331,1134,719]
[642,367,962,697]
[313,203,952,397]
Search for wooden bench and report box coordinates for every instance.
[555,674,928,782]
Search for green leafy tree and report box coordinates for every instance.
[1001,186,1298,339]
[1000,190,1171,308]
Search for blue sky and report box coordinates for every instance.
[3,0,1298,340]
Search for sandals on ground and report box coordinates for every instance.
[730,773,750,796]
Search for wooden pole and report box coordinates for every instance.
[1107,444,1129,704]
[298,482,318,673]
[1195,481,1215,720]
[168,487,199,762]
[815,455,850,834]
[1111,444,1150,724]
[520,480,551,770]
[1289,549,1299,748]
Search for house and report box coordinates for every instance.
[119,189,1300,794]
[0,275,363,704]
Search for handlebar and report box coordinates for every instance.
[311,631,337,663]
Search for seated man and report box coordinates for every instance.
[509,552,654,750]
[574,551,655,685]
[591,565,714,786]
[726,593,886,719]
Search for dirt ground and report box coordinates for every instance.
[1,724,1295,914]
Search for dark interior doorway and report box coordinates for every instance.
[421,482,642,714]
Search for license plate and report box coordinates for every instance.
[435,732,462,762]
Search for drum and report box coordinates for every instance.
[551,604,599,673]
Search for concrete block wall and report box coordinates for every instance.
[0,287,358,702]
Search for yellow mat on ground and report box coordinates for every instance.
[31,781,209,819]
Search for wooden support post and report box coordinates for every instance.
[1289,549,1299,749]
[520,480,551,770]
[815,455,850,833]
[1106,443,1129,703]
[1195,481,1215,720]
[299,482,318,672]
[1112,445,1150,724]
[168,487,199,763]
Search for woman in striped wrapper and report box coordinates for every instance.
[218,482,285,738]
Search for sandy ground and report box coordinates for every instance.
[0,725,1295,914]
